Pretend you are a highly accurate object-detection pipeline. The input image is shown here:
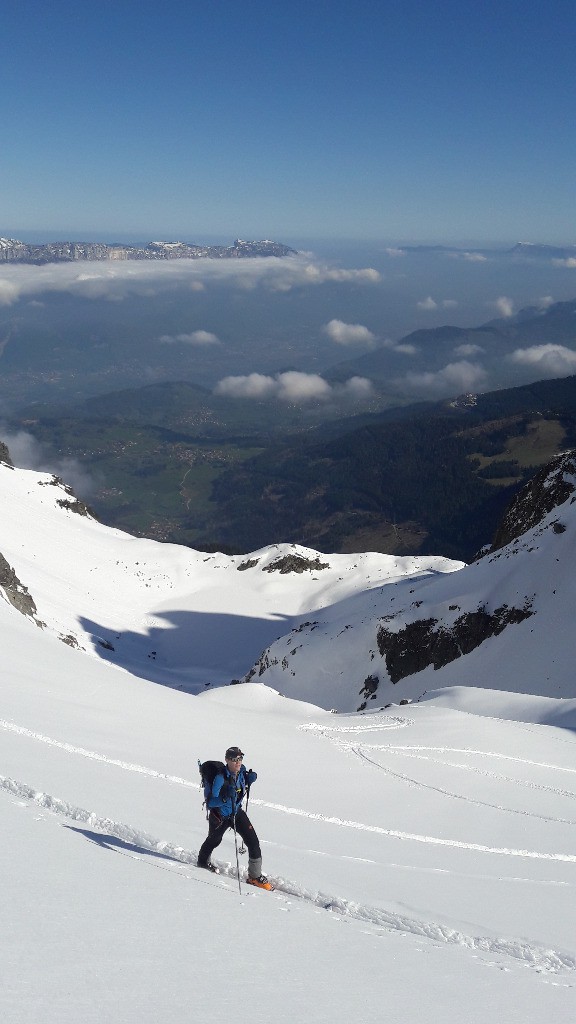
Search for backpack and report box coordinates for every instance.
[198,759,226,816]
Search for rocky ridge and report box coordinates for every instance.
[0,236,297,264]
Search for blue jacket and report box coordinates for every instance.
[208,764,257,817]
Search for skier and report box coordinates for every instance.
[198,745,272,889]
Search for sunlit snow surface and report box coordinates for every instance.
[1,462,575,1022]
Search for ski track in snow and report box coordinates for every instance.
[353,748,576,827]
[362,746,576,801]
[0,719,197,788]
[300,717,413,733]
[1,772,574,977]
[3,717,576,863]
[375,745,576,776]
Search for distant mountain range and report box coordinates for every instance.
[0,236,298,264]
[399,242,576,260]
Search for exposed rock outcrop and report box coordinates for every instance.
[0,441,13,468]
[376,602,533,684]
[263,554,330,574]
[39,476,96,519]
[0,552,40,622]
[490,451,576,552]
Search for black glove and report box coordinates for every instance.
[219,782,232,800]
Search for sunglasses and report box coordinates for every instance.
[227,755,243,762]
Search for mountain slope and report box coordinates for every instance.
[202,372,576,559]
[1,447,576,1022]
[0,457,461,690]
[242,452,576,714]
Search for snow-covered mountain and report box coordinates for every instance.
[244,452,576,719]
[1,441,576,1023]
[0,452,462,692]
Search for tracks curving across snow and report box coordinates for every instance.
[3,716,576,862]
[1,771,574,977]
[354,748,576,827]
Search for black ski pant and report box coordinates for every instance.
[198,808,261,865]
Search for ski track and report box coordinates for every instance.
[1,772,574,977]
[0,719,197,788]
[377,745,576,776]
[353,748,576,827]
[300,717,412,733]
[363,746,576,801]
[3,717,576,863]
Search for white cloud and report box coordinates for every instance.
[322,319,376,346]
[214,371,373,404]
[553,258,576,268]
[0,255,381,306]
[495,296,515,318]
[417,296,438,311]
[0,427,97,497]
[159,330,220,345]
[463,252,487,262]
[303,264,380,284]
[380,338,419,355]
[537,295,554,309]
[0,279,20,305]
[454,343,485,357]
[342,376,374,398]
[417,296,457,311]
[384,247,405,257]
[402,360,487,395]
[508,344,576,376]
[393,343,419,355]
[276,371,333,402]
[214,373,278,399]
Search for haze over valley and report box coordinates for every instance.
[4,238,576,557]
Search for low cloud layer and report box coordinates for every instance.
[0,427,97,497]
[322,319,376,346]
[0,256,381,306]
[454,343,485,357]
[495,296,515,318]
[380,338,419,355]
[553,258,576,268]
[509,344,576,376]
[417,296,458,311]
[214,371,373,403]
[401,360,488,396]
[159,330,220,345]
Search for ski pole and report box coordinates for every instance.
[238,775,250,854]
[231,808,242,895]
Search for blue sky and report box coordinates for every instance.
[2,0,575,243]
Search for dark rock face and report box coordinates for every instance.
[56,497,93,517]
[237,558,260,571]
[0,441,13,467]
[357,673,380,710]
[0,552,39,620]
[39,476,96,518]
[376,603,533,684]
[262,554,330,574]
[490,452,576,552]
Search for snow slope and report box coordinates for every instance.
[1,457,575,1022]
[246,454,576,713]
[0,461,461,690]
